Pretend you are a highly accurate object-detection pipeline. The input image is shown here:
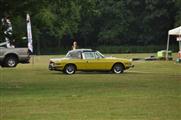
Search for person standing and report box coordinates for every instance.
[1,16,15,48]
[72,41,78,50]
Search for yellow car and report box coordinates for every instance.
[49,49,134,74]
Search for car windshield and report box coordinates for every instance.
[96,51,104,58]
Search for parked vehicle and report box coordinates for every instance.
[49,49,134,74]
[0,47,30,67]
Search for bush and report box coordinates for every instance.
[97,45,178,53]
[33,45,178,55]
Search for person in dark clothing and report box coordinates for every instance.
[1,16,15,48]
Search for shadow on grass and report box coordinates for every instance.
[49,70,149,75]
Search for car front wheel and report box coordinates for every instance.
[112,64,124,74]
[64,64,76,75]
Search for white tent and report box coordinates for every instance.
[168,26,181,35]
[166,26,181,60]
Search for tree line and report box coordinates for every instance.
[0,0,180,53]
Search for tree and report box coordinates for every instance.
[0,0,178,53]
[175,0,181,26]
[97,0,129,45]
[78,0,100,47]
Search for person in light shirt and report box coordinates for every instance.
[72,41,78,50]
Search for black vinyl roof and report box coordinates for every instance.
[69,49,94,53]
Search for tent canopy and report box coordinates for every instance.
[166,26,181,60]
[168,26,181,35]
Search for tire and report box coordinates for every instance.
[112,64,124,74]
[64,64,76,75]
[4,56,18,67]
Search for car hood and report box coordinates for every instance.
[50,58,68,62]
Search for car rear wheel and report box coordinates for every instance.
[64,64,76,75]
[4,56,18,67]
[112,64,124,74]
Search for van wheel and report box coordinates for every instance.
[4,56,18,67]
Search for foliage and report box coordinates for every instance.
[175,0,181,26]
[97,45,178,53]
[0,0,179,53]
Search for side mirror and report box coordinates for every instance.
[96,56,100,59]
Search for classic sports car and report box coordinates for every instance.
[49,49,134,74]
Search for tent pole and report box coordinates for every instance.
[179,28,181,51]
[166,34,170,60]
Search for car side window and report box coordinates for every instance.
[66,51,82,59]
[82,52,96,59]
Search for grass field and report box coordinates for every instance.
[0,53,181,120]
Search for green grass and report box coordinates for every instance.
[0,53,181,120]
